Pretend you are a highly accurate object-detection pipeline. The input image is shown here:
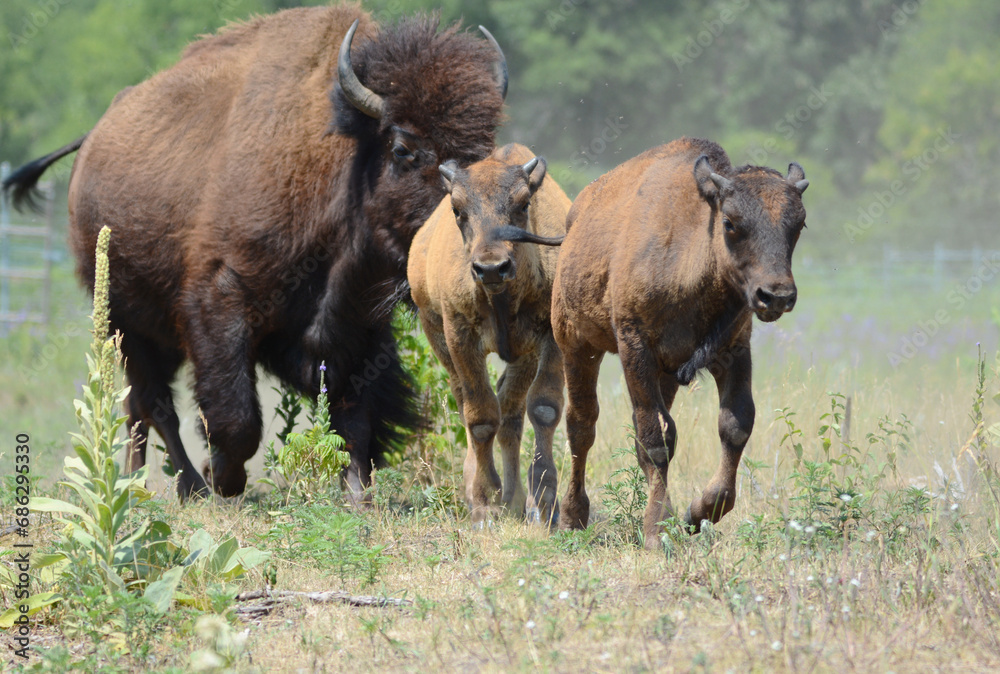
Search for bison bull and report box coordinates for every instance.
[408,143,569,526]
[551,137,809,548]
[3,6,508,500]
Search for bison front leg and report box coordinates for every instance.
[445,321,503,524]
[524,334,564,527]
[184,271,263,498]
[685,342,754,530]
[618,331,677,550]
[495,354,535,519]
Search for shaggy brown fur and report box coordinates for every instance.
[551,137,809,548]
[409,143,569,525]
[4,5,506,499]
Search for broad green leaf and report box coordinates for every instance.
[210,537,239,575]
[188,529,215,557]
[143,566,185,614]
[31,553,68,568]
[0,593,62,628]
[30,496,91,521]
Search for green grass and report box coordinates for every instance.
[3,246,1000,671]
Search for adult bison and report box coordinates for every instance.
[408,143,569,526]
[2,5,508,500]
[551,137,809,548]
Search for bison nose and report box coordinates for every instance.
[755,286,797,313]
[472,259,514,286]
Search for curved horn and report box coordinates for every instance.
[338,19,385,119]
[521,157,539,176]
[478,25,508,102]
[439,162,457,182]
[494,225,564,246]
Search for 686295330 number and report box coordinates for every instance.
[14,433,31,533]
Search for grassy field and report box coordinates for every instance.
[2,227,1000,672]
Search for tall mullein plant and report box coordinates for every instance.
[33,226,161,592]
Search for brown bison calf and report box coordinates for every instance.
[551,137,809,548]
[409,143,570,525]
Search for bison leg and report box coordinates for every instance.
[328,400,373,501]
[120,332,208,500]
[330,331,418,503]
[419,312,467,425]
[185,273,262,498]
[685,342,754,530]
[444,319,503,524]
[558,343,603,531]
[618,331,677,550]
[524,334,564,527]
[494,353,535,519]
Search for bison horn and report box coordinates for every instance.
[494,225,564,246]
[338,19,386,120]
[786,162,809,194]
[478,26,508,102]
[521,157,539,176]
[439,162,457,182]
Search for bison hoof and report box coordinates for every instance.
[682,506,707,535]
[526,504,559,528]
[177,471,211,503]
[202,456,248,498]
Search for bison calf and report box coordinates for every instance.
[551,137,809,548]
[408,143,570,525]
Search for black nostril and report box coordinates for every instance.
[472,260,513,284]
[755,287,774,307]
[756,287,796,312]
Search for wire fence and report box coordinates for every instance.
[0,161,58,334]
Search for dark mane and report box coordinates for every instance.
[333,15,504,165]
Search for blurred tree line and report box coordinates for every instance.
[1,0,997,249]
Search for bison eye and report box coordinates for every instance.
[723,217,736,233]
[392,144,415,162]
[452,207,461,218]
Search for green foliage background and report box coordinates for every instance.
[1,0,997,249]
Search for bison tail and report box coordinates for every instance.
[2,134,88,213]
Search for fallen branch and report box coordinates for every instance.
[233,589,411,618]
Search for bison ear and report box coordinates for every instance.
[694,155,730,201]
[523,156,547,194]
[439,161,459,193]
[787,162,809,194]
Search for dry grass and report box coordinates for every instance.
[5,357,1000,673]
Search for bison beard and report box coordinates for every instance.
[3,7,506,500]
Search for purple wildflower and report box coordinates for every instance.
[319,363,327,372]
[320,386,327,394]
